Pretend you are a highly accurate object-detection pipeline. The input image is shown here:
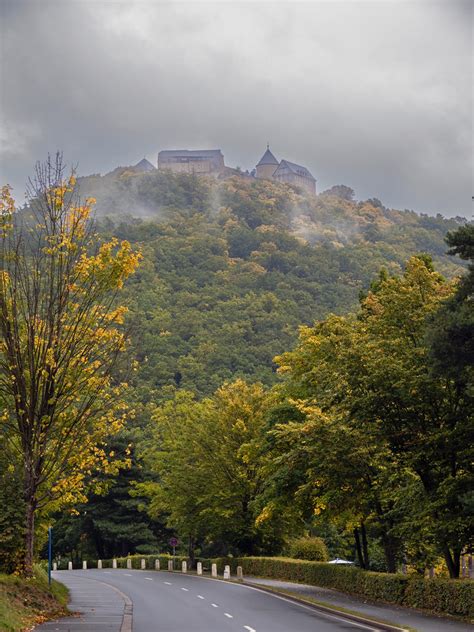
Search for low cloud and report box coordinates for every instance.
[0,0,471,217]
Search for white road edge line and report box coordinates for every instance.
[240,585,380,632]
[180,574,382,632]
[224,613,233,618]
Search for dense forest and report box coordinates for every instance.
[81,168,465,397]
[1,164,472,580]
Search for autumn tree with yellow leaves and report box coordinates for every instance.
[0,155,141,575]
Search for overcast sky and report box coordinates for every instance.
[0,0,472,217]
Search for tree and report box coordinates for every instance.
[273,256,473,576]
[0,156,141,575]
[263,364,403,571]
[139,380,284,558]
[321,185,355,200]
[50,430,170,562]
[428,224,474,380]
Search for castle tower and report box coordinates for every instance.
[256,144,279,179]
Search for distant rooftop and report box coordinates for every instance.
[133,158,156,172]
[256,146,279,167]
[275,159,315,181]
[159,149,223,158]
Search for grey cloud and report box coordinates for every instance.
[0,0,472,217]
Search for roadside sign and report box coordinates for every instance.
[169,537,179,547]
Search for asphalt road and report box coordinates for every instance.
[42,569,387,632]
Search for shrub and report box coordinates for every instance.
[403,577,474,618]
[225,556,473,619]
[288,537,328,562]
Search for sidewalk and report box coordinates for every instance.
[245,577,473,632]
[34,572,129,631]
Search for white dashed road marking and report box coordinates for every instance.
[145,577,153,581]
[244,627,256,632]
[124,573,132,576]
[224,613,233,619]
[164,581,172,585]
[181,587,189,591]
[211,603,219,608]
[197,595,205,599]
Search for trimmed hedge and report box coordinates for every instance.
[56,553,473,619]
[222,556,473,619]
[55,553,188,571]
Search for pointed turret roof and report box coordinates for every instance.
[133,158,156,172]
[256,145,279,167]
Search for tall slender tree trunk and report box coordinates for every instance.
[354,527,366,569]
[379,526,398,573]
[361,522,370,570]
[23,454,38,578]
[188,536,196,569]
[374,499,398,573]
[443,543,461,578]
[24,497,36,577]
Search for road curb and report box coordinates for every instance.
[242,580,409,632]
[108,583,132,632]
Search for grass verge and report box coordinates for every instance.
[0,565,69,632]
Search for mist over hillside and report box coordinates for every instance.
[79,167,467,252]
[76,169,468,398]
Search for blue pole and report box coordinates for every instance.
[48,527,52,586]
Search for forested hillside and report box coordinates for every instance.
[79,169,466,397]
[2,162,471,580]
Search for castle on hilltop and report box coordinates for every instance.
[255,145,316,195]
[150,146,316,195]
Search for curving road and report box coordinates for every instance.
[37,569,390,632]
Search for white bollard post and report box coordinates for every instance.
[98,560,102,569]
[211,563,217,578]
[127,558,132,570]
[182,561,187,573]
[83,560,87,570]
[197,562,202,576]
[155,559,160,571]
[168,560,173,572]
[68,561,73,570]
[141,558,146,570]
[53,562,57,571]
[237,566,243,580]
[223,564,230,580]
[113,558,117,569]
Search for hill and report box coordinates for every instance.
[77,169,467,398]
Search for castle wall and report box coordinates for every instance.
[158,159,213,174]
[273,171,316,195]
[158,151,225,175]
[256,164,278,179]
